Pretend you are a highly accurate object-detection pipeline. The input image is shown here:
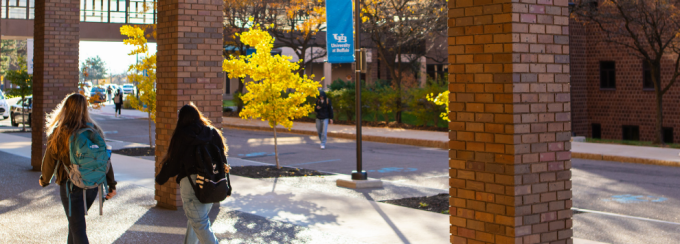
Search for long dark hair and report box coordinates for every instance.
[46,93,104,161]
[161,103,227,163]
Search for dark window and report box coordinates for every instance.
[600,61,616,89]
[663,127,674,144]
[592,123,601,139]
[643,62,654,89]
[622,125,640,141]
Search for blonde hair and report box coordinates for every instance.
[46,93,104,161]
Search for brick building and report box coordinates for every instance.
[569,13,680,143]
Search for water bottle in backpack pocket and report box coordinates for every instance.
[62,125,111,216]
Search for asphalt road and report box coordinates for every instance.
[3,110,680,243]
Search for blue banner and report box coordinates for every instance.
[326,0,354,63]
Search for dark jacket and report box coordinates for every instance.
[155,124,227,185]
[40,133,117,190]
[314,91,334,120]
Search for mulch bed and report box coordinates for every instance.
[380,193,450,214]
[223,112,447,132]
[111,147,155,157]
[229,165,333,178]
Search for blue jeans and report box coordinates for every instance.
[59,183,99,244]
[180,175,218,244]
[316,119,329,146]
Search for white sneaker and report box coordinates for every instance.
[320,145,325,149]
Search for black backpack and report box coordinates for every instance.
[185,140,232,203]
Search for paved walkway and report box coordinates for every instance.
[223,117,680,167]
[0,132,606,243]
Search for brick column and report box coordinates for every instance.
[155,0,224,209]
[448,0,573,243]
[31,0,80,170]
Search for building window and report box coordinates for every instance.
[600,61,616,89]
[643,62,654,90]
[663,127,674,144]
[592,123,601,139]
[622,125,640,141]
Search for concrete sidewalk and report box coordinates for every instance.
[89,105,150,119]
[0,133,607,244]
[224,117,680,167]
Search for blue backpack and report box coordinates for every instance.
[62,125,111,216]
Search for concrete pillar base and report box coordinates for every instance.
[336,179,383,189]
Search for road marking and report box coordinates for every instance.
[288,159,341,166]
[104,131,118,134]
[572,207,680,225]
[602,194,667,203]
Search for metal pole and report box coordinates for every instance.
[351,0,366,180]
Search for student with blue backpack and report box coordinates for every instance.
[156,103,231,244]
[39,93,117,244]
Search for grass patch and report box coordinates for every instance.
[585,138,680,149]
[223,100,236,107]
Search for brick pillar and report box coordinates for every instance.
[155,0,224,210]
[31,0,80,170]
[448,0,573,243]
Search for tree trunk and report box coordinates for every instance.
[21,95,26,132]
[654,91,664,145]
[273,126,280,169]
[236,77,245,112]
[148,110,153,147]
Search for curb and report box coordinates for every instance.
[222,123,449,150]
[223,123,680,168]
[571,152,680,167]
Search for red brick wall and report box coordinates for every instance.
[31,0,81,170]
[569,18,588,137]
[569,20,680,142]
[155,0,224,209]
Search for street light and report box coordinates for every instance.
[352,0,366,181]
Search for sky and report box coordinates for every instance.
[79,41,157,75]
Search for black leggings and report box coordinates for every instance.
[114,104,122,115]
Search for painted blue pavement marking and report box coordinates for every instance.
[602,194,668,204]
[366,167,418,173]
[238,152,274,157]
[288,159,341,166]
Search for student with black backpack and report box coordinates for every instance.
[156,103,231,244]
[39,93,117,244]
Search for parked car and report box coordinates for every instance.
[90,87,107,103]
[79,86,91,98]
[11,96,32,127]
[0,90,9,120]
[121,84,136,96]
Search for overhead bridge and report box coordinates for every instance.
[1,0,156,41]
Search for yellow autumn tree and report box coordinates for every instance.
[427,91,450,122]
[223,28,320,169]
[121,25,157,147]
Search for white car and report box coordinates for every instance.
[0,90,9,120]
[121,84,136,95]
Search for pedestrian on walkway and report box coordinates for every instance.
[113,89,123,117]
[155,103,229,244]
[106,85,112,102]
[39,93,117,244]
[314,90,334,149]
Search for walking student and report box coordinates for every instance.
[39,93,117,244]
[113,89,123,117]
[314,90,334,149]
[106,85,112,102]
[155,103,230,244]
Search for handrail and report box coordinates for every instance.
[2,0,156,25]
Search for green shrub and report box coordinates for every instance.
[329,79,353,91]
[406,82,447,126]
[123,96,133,109]
[328,88,355,122]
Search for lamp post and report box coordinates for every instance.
[352,0,367,181]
